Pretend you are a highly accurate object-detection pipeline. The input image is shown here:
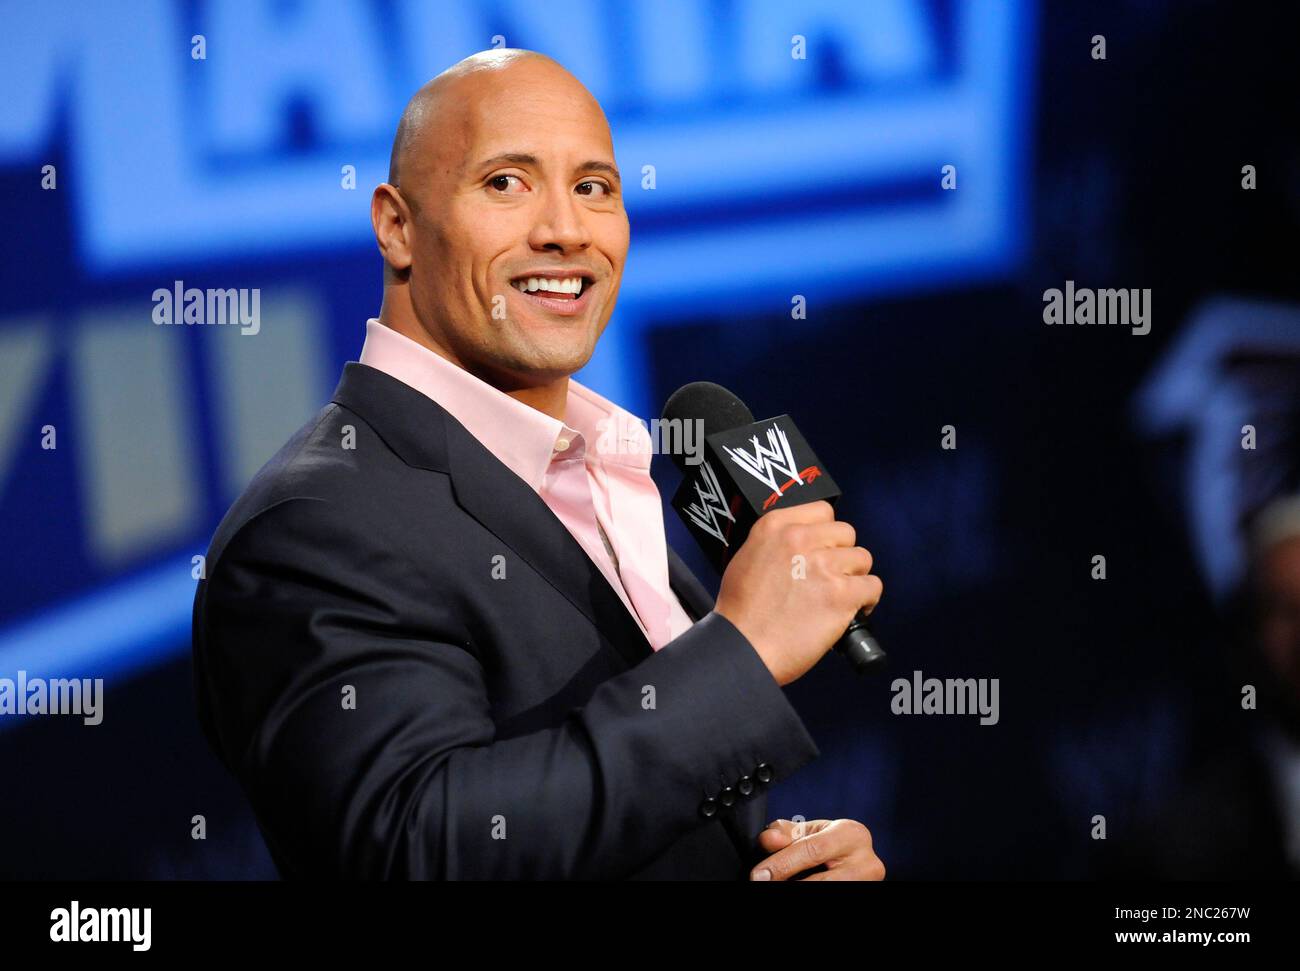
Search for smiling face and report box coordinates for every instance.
[374,53,629,394]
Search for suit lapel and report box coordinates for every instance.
[666,546,716,622]
[332,362,655,670]
[443,417,655,668]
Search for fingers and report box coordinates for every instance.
[764,505,871,569]
[751,819,885,882]
[764,818,828,838]
[757,818,823,852]
[852,572,884,613]
[751,820,842,881]
[757,827,790,852]
[805,550,881,614]
[765,500,835,526]
[778,519,853,554]
[818,545,874,576]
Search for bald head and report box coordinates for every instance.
[370,49,629,404]
[387,49,595,189]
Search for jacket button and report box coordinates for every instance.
[718,785,737,807]
[755,762,774,784]
[699,797,719,819]
[737,775,754,796]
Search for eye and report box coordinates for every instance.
[488,174,526,194]
[575,180,611,198]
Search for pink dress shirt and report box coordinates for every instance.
[358,318,696,651]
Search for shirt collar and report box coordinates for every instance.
[358,319,652,492]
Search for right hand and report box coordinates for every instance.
[713,500,882,686]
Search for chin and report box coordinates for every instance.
[524,337,598,375]
[535,353,594,381]
[490,348,591,386]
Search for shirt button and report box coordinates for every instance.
[555,438,570,452]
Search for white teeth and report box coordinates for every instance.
[514,276,584,294]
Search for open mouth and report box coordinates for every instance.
[508,273,595,314]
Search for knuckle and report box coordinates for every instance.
[768,505,793,525]
[837,521,856,547]
[822,572,850,607]
[837,578,855,599]
[813,550,837,579]
[801,833,823,868]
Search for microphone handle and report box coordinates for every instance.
[836,610,887,674]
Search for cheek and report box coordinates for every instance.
[435,207,506,284]
[612,213,631,257]
[598,217,630,275]
[410,231,456,291]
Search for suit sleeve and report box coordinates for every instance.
[195,496,820,879]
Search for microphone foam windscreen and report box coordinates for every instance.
[660,381,757,474]
[661,381,755,437]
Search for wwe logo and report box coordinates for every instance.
[723,424,804,494]
[685,460,736,545]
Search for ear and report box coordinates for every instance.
[371,183,414,273]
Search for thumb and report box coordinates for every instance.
[758,820,796,849]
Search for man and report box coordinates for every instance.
[192,49,885,880]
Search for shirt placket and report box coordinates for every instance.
[546,437,653,643]
[590,459,672,650]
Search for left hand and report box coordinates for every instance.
[750,818,886,881]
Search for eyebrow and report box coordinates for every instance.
[473,153,621,187]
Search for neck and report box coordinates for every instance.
[503,380,568,421]
[378,287,570,422]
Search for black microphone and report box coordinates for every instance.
[661,381,887,675]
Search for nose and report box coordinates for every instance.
[527,185,591,254]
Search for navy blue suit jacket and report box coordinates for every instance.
[191,362,820,879]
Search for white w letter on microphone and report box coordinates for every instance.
[685,460,735,545]
[723,425,802,493]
